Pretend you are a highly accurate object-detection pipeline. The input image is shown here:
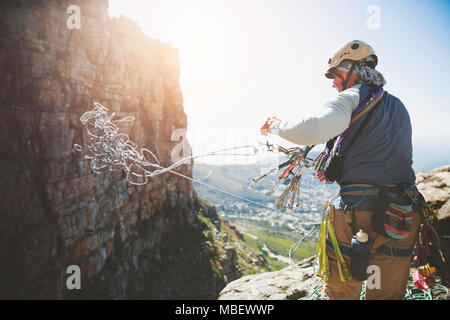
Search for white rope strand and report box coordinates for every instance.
[74,102,321,225]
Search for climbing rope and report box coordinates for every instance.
[166,166,320,224]
[288,224,319,268]
[76,103,322,213]
[74,103,321,224]
[74,103,324,218]
[300,274,448,300]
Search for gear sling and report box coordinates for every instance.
[314,88,385,282]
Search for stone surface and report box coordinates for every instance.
[218,257,320,300]
[416,165,450,219]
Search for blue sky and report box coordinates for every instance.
[108,0,450,172]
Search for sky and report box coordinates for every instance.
[108,0,450,172]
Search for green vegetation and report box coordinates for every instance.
[196,196,316,275]
[240,225,316,271]
[265,256,290,271]
[242,234,259,253]
[196,202,269,277]
[197,213,215,231]
[254,229,314,257]
[218,216,268,274]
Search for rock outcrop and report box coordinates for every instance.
[416,165,450,219]
[218,257,319,300]
[0,0,264,299]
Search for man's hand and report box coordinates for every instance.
[260,117,281,136]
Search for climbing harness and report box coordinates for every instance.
[371,185,415,240]
[343,189,367,234]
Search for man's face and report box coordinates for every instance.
[332,69,347,92]
[332,68,361,92]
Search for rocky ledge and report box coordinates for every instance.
[218,257,318,300]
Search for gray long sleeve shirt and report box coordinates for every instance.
[269,84,416,188]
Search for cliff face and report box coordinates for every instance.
[0,0,258,299]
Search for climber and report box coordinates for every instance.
[261,40,422,300]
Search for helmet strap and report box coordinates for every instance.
[342,62,357,90]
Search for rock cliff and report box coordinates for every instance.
[0,0,264,299]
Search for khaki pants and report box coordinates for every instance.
[323,207,422,300]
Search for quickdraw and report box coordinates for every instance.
[252,143,316,211]
[312,149,330,183]
[314,199,351,282]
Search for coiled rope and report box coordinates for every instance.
[288,224,318,268]
[74,102,258,185]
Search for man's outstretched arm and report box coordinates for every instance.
[268,86,360,145]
